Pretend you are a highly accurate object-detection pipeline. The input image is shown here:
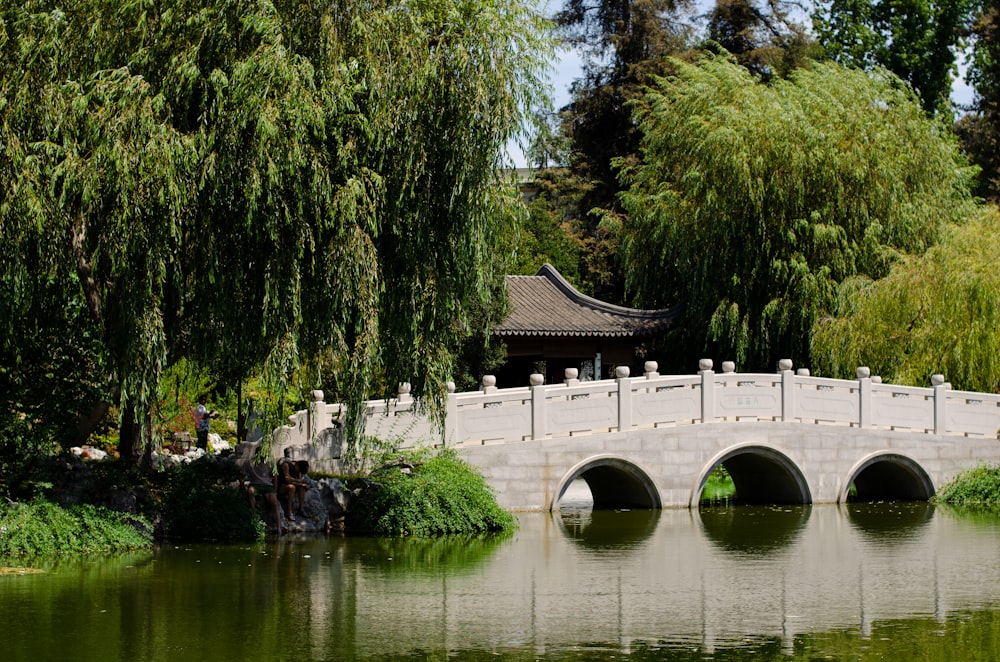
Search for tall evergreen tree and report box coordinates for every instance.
[706,0,817,79]
[542,0,693,302]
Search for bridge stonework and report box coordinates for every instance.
[275,360,1000,510]
[459,422,1000,510]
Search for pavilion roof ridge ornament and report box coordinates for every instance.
[532,263,679,320]
[496,263,682,338]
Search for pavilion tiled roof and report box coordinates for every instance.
[495,264,682,338]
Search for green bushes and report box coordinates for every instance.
[163,486,264,543]
[934,465,1000,506]
[0,500,152,557]
[700,465,736,504]
[159,455,265,543]
[350,449,516,536]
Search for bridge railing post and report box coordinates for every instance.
[779,359,794,422]
[563,368,579,387]
[700,359,715,423]
[616,366,632,431]
[858,367,871,427]
[932,374,947,435]
[530,373,546,440]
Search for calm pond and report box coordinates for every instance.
[4,499,1000,661]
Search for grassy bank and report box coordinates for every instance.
[0,500,152,557]
[1,445,515,556]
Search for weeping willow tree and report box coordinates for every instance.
[617,55,978,372]
[812,210,1000,392]
[0,0,551,463]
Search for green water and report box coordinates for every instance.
[4,503,1000,661]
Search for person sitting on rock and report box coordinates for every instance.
[277,449,309,521]
[296,460,311,484]
[240,442,283,535]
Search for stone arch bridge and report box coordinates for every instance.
[274,359,1000,510]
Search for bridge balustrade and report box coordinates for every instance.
[943,387,1000,436]
[790,375,860,425]
[273,360,1000,457]
[628,374,702,428]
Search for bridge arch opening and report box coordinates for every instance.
[552,456,661,511]
[843,453,935,502]
[695,445,811,507]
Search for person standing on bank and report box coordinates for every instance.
[192,395,216,451]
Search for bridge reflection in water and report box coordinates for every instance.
[8,504,1000,660]
[334,504,1000,658]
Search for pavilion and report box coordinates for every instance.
[492,264,682,387]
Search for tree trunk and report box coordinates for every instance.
[236,378,246,442]
[118,405,142,464]
[74,401,110,445]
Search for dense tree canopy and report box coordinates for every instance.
[0,0,551,461]
[957,0,1000,199]
[706,0,817,80]
[618,55,978,371]
[812,210,1000,392]
[813,0,975,114]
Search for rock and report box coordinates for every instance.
[69,445,108,461]
[106,488,137,514]
[280,487,329,534]
[207,434,230,454]
[318,477,354,521]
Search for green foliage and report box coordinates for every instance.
[544,0,696,303]
[812,211,1000,392]
[0,0,552,462]
[160,456,264,542]
[619,55,978,371]
[350,449,516,536]
[813,0,975,114]
[509,194,584,281]
[3,452,265,544]
[0,274,112,469]
[933,464,1000,505]
[700,465,735,504]
[152,358,214,439]
[958,1,1000,200]
[0,500,152,557]
[706,0,819,80]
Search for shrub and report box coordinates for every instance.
[934,465,1000,506]
[350,449,516,536]
[160,456,265,542]
[0,500,152,557]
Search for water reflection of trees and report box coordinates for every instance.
[555,508,661,552]
[357,532,513,574]
[844,501,934,545]
[934,502,1000,528]
[697,505,810,556]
